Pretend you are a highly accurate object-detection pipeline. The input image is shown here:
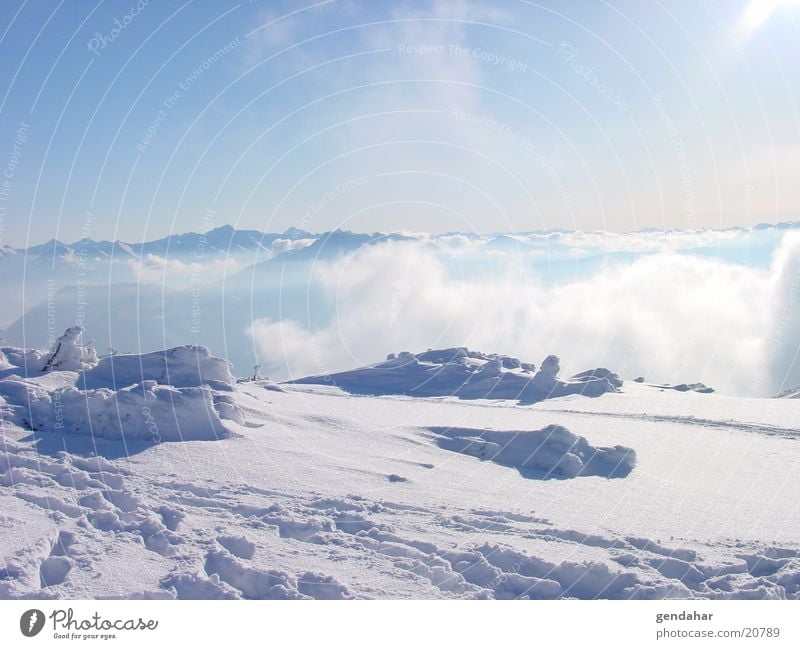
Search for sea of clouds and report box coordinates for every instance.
[249,230,800,397]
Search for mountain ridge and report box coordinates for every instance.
[8,220,800,257]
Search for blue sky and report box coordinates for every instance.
[0,0,798,246]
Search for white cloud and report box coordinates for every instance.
[270,237,316,255]
[127,253,240,285]
[248,233,800,396]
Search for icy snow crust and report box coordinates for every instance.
[1,343,800,599]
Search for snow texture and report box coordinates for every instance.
[87,346,235,391]
[292,348,622,403]
[41,326,99,372]
[428,424,636,479]
[0,334,239,442]
[1,336,798,600]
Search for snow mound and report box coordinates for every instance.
[41,326,99,372]
[293,348,622,402]
[652,382,715,394]
[0,346,50,374]
[21,381,233,442]
[571,368,625,389]
[87,346,235,391]
[428,424,636,479]
[0,332,240,442]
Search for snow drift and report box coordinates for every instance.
[41,326,99,371]
[20,381,234,442]
[292,347,622,403]
[428,424,636,479]
[0,332,240,442]
[87,346,235,391]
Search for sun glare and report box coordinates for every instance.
[742,0,800,30]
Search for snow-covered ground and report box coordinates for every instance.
[1,339,799,600]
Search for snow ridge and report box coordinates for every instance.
[293,348,622,403]
[428,425,636,479]
[0,335,240,442]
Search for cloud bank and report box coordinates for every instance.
[249,232,800,397]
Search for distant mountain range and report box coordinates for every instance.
[3,220,800,380]
[5,220,800,262]
[1,225,314,262]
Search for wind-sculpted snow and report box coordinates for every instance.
[428,424,636,479]
[648,382,715,394]
[292,348,622,403]
[41,326,99,372]
[1,346,50,375]
[1,339,799,599]
[87,346,236,391]
[0,335,239,442]
[20,382,233,442]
